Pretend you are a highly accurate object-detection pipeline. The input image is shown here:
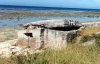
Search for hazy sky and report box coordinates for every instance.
[0,0,100,9]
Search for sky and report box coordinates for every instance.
[0,0,100,9]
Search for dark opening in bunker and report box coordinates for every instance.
[24,33,33,37]
[49,26,81,31]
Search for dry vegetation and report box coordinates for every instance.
[77,27,100,43]
[78,27,100,36]
[0,44,100,64]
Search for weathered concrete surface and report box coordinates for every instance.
[17,20,81,49]
[17,29,78,49]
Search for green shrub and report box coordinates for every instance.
[10,53,48,64]
[71,37,77,44]
[80,35,90,43]
[92,34,100,47]
[34,58,48,64]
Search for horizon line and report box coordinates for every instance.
[0,4,100,10]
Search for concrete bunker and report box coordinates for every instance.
[17,20,82,49]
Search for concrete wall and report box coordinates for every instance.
[17,28,78,49]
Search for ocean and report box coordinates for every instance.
[0,5,100,12]
[0,5,100,28]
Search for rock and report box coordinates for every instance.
[81,22,100,28]
[82,40,95,46]
[0,39,20,57]
[0,39,40,57]
[98,54,100,56]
